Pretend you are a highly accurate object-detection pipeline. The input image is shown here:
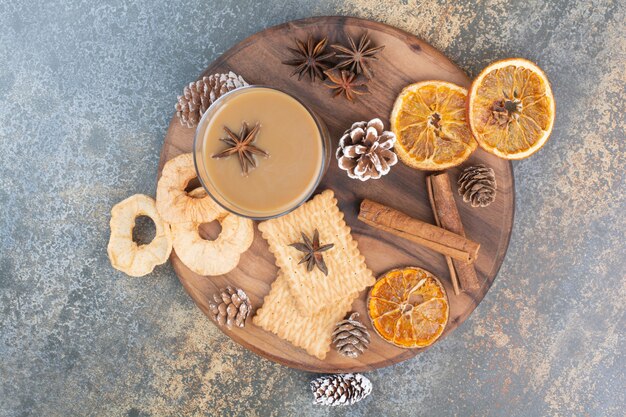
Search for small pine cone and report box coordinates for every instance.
[336,118,398,181]
[208,286,251,329]
[175,71,248,128]
[458,164,497,207]
[332,312,371,358]
[311,373,372,406]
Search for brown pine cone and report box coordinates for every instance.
[311,373,372,406]
[175,71,248,128]
[208,286,251,329]
[331,312,371,358]
[336,118,398,181]
[458,164,497,207]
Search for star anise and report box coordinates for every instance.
[323,69,369,102]
[283,36,335,81]
[289,229,334,276]
[212,122,269,176]
[332,32,384,79]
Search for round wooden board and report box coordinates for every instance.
[158,16,514,373]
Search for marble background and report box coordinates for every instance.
[0,0,624,416]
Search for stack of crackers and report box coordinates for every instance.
[253,190,375,360]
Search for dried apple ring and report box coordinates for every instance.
[156,153,220,224]
[172,188,254,276]
[108,194,173,277]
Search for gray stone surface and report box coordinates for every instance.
[0,0,624,416]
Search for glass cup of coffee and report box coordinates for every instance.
[193,85,331,220]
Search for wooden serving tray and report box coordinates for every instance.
[158,16,514,373]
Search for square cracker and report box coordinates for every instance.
[258,189,375,315]
[253,273,357,360]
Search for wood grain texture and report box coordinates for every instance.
[157,16,514,373]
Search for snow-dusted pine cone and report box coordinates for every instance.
[311,373,372,406]
[336,118,398,181]
[175,71,248,128]
[457,164,497,207]
[208,286,251,329]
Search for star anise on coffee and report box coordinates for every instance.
[331,32,384,79]
[323,69,369,102]
[283,36,335,81]
[212,122,269,176]
[289,229,334,276]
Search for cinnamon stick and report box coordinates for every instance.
[427,172,481,293]
[358,199,480,263]
[426,176,461,296]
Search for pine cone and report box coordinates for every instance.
[458,164,497,207]
[336,118,398,181]
[208,286,251,329]
[175,71,248,128]
[311,373,372,406]
[332,312,371,358]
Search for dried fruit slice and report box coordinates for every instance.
[390,81,477,170]
[156,153,221,224]
[107,194,172,277]
[468,58,555,159]
[368,267,449,348]
[171,188,254,276]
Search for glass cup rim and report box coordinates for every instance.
[192,84,329,221]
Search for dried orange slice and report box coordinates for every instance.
[468,58,555,159]
[367,267,448,348]
[390,81,477,170]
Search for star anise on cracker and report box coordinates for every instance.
[212,122,269,176]
[290,229,334,276]
[283,36,335,81]
[323,69,369,102]
[332,32,384,79]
